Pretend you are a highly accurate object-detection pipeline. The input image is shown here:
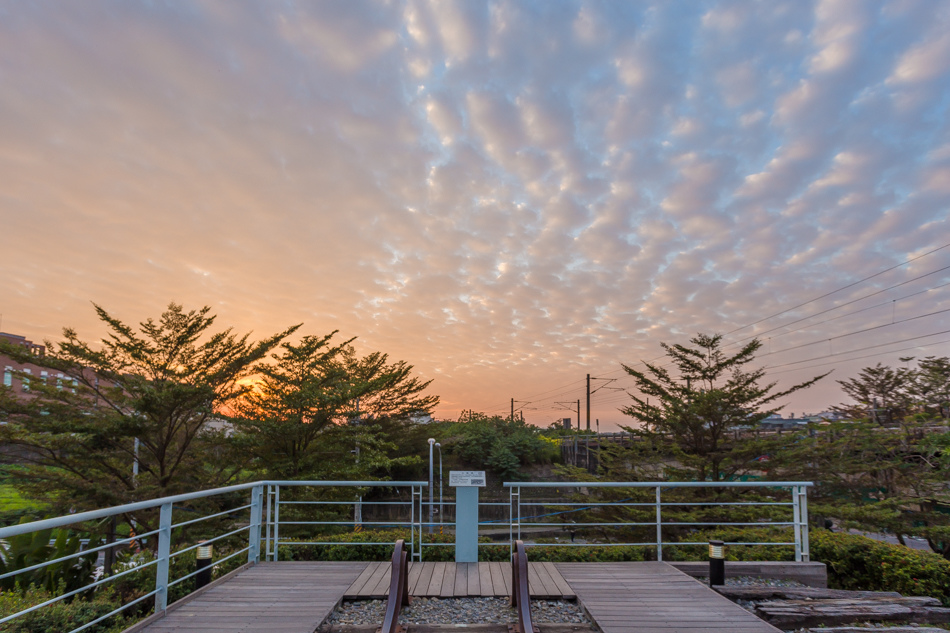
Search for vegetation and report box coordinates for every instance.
[3,315,950,629]
[620,334,827,481]
[0,303,297,523]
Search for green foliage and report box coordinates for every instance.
[835,356,950,422]
[0,521,99,595]
[661,527,796,562]
[230,333,436,481]
[445,414,557,480]
[0,586,128,633]
[810,530,950,605]
[766,421,950,560]
[620,333,827,481]
[0,303,296,523]
[276,530,646,562]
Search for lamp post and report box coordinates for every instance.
[427,438,435,533]
[435,442,443,532]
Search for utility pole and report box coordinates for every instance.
[511,398,514,422]
[586,374,591,432]
[577,399,580,430]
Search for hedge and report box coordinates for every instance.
[810,529,950,606]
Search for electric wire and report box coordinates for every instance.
[725,241,950,336]
[726,267,950,347]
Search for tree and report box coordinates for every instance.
[229,333,438,480]
[0,303,297,515]
[620,333,827,481]
[834,363,914,425]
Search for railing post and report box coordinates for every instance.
[792,486,802,562]
[411,484,420,562]
[655,486,663,562]
[248,484,263,564]
[154,502,173,613]
[799,486,810,562]
[273,485,280,562]
[265,485,273,561]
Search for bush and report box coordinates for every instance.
[662,527,796,562]
[810,529,950,605]
[0,585,128,633]
[277,529,648,563]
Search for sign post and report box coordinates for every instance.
[450,471,485,563]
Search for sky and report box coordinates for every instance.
[1,0,949,431]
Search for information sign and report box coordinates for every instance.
[449,471,486,487]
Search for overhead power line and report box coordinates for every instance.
[726,241,950,336]
[763,307,950,357]
[727,268,950,347]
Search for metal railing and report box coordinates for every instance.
[0,479,425,632]
[505,481,813,562]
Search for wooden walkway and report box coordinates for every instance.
[344,561,574,599]
[131,561,783,633]
[134,562,366,633]
[556,562,782,633]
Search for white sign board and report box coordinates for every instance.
[449,470,486,487]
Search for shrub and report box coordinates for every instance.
[810,529,950,605]
[0,585,128,633]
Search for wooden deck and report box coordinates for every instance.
[556,562,782,633]
[130,561,783,633]
[344,561,574,599]
[134,562,366,633]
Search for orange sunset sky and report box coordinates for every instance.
[2,1,949,430]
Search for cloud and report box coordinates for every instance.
[0,1,948,428]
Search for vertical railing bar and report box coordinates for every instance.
[800,486,810,562]
[154,502,173,613]
[265,485,272,560]
[248,484,263,564]
[655,486,663,562]
[273,485,281,562]
[792,486,802,562]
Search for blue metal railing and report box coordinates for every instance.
[0,480,426,632]
[505,481,813,562]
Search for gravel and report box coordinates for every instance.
[693,575,807,587]
[326,597,593,626]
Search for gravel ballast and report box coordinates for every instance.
[326,597,592,626]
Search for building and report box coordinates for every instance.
[0,332,71,400]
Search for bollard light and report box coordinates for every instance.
[195,540,213,590]
[708,540,725,587]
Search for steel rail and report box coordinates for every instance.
[510,540,536,633]
[379,539,411,633]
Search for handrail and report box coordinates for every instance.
[510,540,535,633]
[0,480,427,539]
[504,481,813,488]
[507,481,813,562]
[379,539,410,633]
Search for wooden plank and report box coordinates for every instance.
[369,562,395,597]
[440,562,457,597]
[426,562,447,596]
[487,562,507,597]
[450,562,467,597]
[529,562,558,597]
[407,561,424,596]
[413,562,435,596]
[355,561,390,597]
[540,561,575,598]
[555,562,782,633]
[478,562,494,597]
[345,561,382,598]
[500,560,512,596]
[466,562,481,597]
[134,562,366,633]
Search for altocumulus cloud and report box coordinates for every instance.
[1,0,949,426]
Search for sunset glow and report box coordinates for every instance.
[1,1,949,429]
